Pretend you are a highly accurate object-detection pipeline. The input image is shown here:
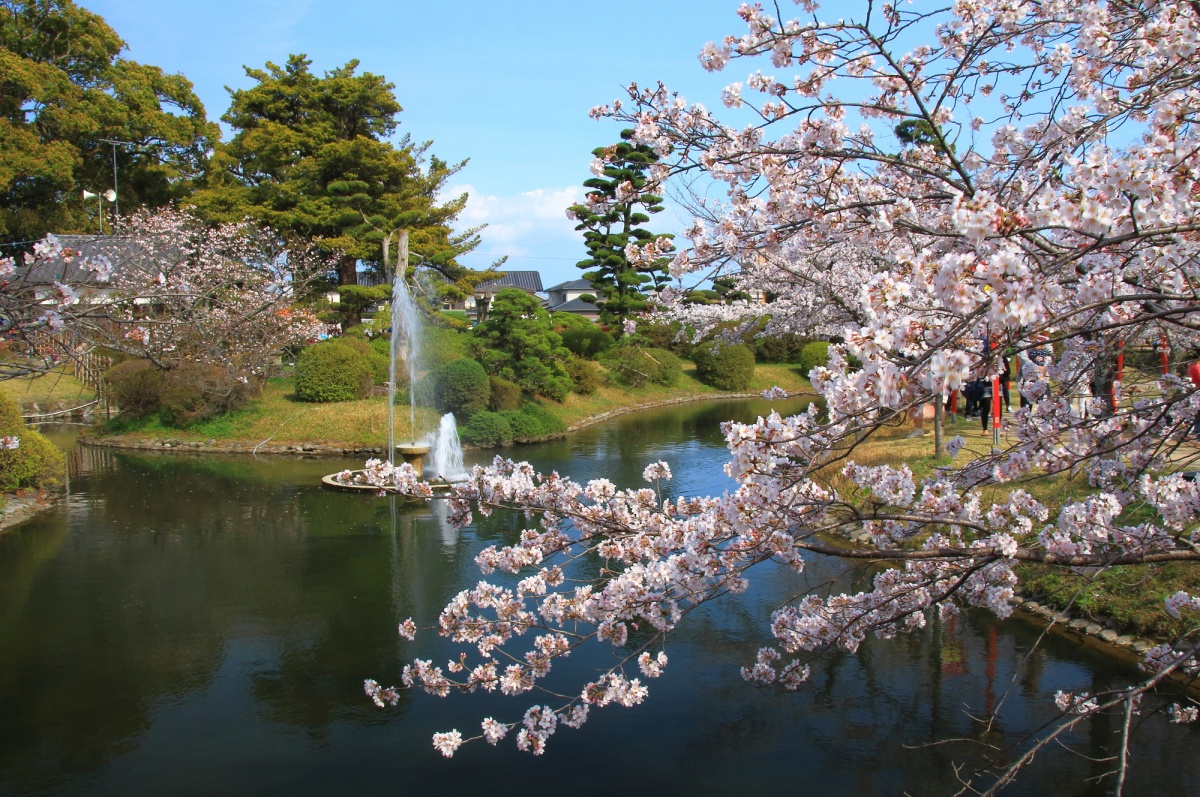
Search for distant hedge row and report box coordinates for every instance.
[459,404,567,447]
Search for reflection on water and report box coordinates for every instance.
[1,398,1198,797]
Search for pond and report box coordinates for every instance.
[1,399,1197,797]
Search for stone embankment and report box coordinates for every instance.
[84,436,387,457]
[0,491,60,533]
[1010,596,1159,656]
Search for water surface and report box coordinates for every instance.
[2,400,1196,796]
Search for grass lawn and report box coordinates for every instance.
[827,407,1200,641]
[88,362,813,448]
[92,377,442,448]
[0,367,97,405]
[550,362,813,428]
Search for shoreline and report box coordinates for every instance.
[0,490,61,533]
[79,388,815,456]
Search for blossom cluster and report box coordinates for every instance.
[362,0,1200,773]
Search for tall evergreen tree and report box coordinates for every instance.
[190,55,496,301]
[567,129,673,331]
[0,0,216,245]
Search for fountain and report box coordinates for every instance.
[426,412,467,483]
[323,232,466,494]
[386,231,428,475]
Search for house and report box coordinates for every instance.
[469,271,544,321]
[545,278,600,322]
[15,234,154,303]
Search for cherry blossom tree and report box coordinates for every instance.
[363,1,1200,790]
[1,208,327,384]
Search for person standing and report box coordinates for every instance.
[978,376,994,435]
[1018,335,1049,409]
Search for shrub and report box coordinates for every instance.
[324,336,388,385]
[552,312,597,332]
[603,346,652,387]
[755,333,814,363]
[500,404,568,443]
[105,359,256,426]
[565,356,601,394]
[460,410,513,447]
[644,348,682,385]
[561,327,615,359]
[796,341,832,377]
[369,336,411,388]
[105,359,163,419]
[637,321,694,357]
[693,342,756,390]
[603,346,682,388]
[431,358,491,419]
[0,394,65,492]
[488,376,523,411]
[157,363,255,428]
[294,340,374,402]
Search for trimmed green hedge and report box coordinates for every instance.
[501,404,568,442]
[565,356,601,394]
[294,340,374,402]
[602,346,683,388]
[430,358,490,419]
[561,327,615,359]
[488,376,522,411]
[796,341,831,376]
[460,410,513,447]
[693,341,756,390]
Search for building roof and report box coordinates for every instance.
[475,271,543,293]
[16,234,157,286]
[547,297,599,314]
[545,278,594,292]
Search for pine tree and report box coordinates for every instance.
[567,130,673,331]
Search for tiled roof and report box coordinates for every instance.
[547,297,599,313]
[476,271,543,292]
[17,234,158,286]
[545,278,594,292]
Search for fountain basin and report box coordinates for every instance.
[320,470,461,498]
[394,443,430,474]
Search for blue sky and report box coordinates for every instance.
[78,0,749,287]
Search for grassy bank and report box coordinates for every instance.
[0,368,96,407]
[85,362,813,449]
[552,362,813,428]
[831,412,1199,641]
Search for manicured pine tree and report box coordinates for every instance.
[567,129,673,332]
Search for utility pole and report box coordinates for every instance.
[98,140,131,222]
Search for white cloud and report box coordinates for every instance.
[445,184,583,280]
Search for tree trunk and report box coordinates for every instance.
[338,254,358,286]
[396,230,409,282]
